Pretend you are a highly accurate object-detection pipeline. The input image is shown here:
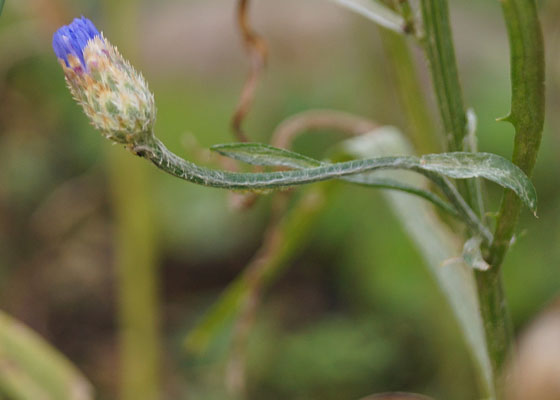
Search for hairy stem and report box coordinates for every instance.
[486,0,545,269]
[419,0,466,151]
[420,0,500,395]
[479,0,545,385]
[474,268,513,394]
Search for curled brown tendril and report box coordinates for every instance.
[231,0,268,142]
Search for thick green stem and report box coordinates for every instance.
[479,0,545,389]
[487,0,545,269]
[474,268,513,391]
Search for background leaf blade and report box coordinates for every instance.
[0,311,93,400]
[328,0,406,34]
[341,128,495,398]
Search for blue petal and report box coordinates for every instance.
[52,17,100,67]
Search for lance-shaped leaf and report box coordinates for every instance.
[210,142,458,216]
[211,139,537,213]
[0,310,93,400]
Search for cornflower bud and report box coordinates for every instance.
[52,17,155,146]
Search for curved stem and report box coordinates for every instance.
[270,109,378,148]
[231,0,267,142]
[135,137,416,189]
[133,136,493,241]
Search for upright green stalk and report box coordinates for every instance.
[487,0,545,269]
[420,0,482,216]
[479,0,545,384]
[419,0,508,394]
[421,0,545,390]
[109,155,160,400]
[419,0,466,152]
[104,2,161,399]
[379,28,441,154]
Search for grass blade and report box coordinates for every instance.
[0,311,93,400]
[342,128,494,398]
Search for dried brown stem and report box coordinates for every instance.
[225,195,288,396]
[271,109,379,148]
[225,110,379,396]
[231,0,268,142]
[225,0,269,209]
[228,109,377,210]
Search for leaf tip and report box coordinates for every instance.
[529,198,538,216]
[209,144,224,152]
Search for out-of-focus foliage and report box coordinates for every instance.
[0,310,93,400]
[0,0,559,399]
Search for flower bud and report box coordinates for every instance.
[53,17,155,146]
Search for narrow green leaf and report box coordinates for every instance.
[144,135,534,241]
[328,0,406,34]
[211,142,459,216]
[419,152,537,213]
[0,0,4,17]
[344,176,459,216]
[0,311,93,400]
[211,142,322,169]
[184,278,248,354]
[210,142,537,213]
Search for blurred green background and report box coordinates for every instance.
[0,0,559,399]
